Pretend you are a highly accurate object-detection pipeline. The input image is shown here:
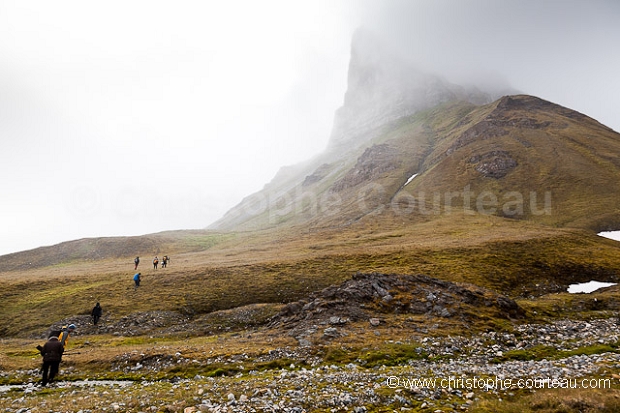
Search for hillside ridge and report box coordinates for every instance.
[210,93,620,232]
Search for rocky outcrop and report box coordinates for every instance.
[470,150,518,178]
[332,144,401,191]
[302,163,333,187]
[270,272,524,340]
[447,95,593,157]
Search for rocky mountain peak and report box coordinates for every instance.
[327,28,492,152]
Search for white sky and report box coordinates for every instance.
[1,0,620,255]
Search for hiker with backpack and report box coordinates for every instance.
[153,256,159,269]
[39,335,64,386]
[134,256,140,270]
[58,324,76,347]
[36,324,76,386]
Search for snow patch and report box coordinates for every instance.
[567,281,617,294]
[598,231,620,241]
[404,173,418,186]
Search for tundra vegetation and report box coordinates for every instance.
[1,214,620,412]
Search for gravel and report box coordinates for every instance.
[2,318,620,412]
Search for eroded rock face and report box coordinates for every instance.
[447,120,509,155]
[302,163,332,187]
[446,95,582,158]
[332,144,400,191]
[470,150,518,178]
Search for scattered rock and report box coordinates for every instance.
[323,327,340,338]
[329,316,348,325]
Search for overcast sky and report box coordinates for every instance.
[1,0,619,256]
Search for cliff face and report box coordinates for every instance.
[327,29,494,152]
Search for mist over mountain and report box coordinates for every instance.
[209,29,620,233]
[328,29,511,152]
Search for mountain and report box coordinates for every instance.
[3,30,620,289]
[328,28,501,153]
[210,32,620,233]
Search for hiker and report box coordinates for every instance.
[39,335,64,386]
[134,256,140,270]
[133,272,141,289]
[91,302,102,325]
[58,324,76,347]
[153,256,159,269]
[161,255,168,268]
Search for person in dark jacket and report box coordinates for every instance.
[40,336,64,386]
[91,302,103,325]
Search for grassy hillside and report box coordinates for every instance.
[2,213,620,338]
[0,230,234,272]
[212,95,620,233]
[404,95,620,229]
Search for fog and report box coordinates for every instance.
[2,0,619,255]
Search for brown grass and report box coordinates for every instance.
[2,213,620,337]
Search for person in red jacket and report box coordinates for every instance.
[40,336,64,386]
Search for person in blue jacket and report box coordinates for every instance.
[133,272,141,289]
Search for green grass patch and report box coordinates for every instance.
[168,363,240,378]
[324,343,427,367]
[564,343,620,357]
[493,345,560,362]
[494,342,620,363]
